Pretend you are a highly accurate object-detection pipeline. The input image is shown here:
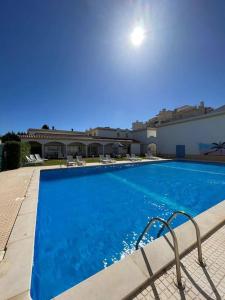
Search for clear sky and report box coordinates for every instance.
[1,0,225,134]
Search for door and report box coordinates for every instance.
[176,145,185,158]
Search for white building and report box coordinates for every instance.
[19,104,225,159]
[157,109,225,157]
[86,127,132,139]
[132,121,147,130]
[20,128,141,158]
[147,101,214,127]
[132,128,157,155]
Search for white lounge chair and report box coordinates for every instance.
[126,154,141,161]
[67,155,76,167]
[145,153,159,160]
[33,154,44,163]
[26,156,41,165]
[99,155,111,164]
[30,154,44,164]
[76,156,86,166]
[131,154,142,161]
[126,154,133,161]
[35,154,47,161]
[29,154,36,161]
[105,154,116,163]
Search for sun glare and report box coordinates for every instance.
[130,26,145,47]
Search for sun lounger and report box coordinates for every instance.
[105,155,116,163]
[126,154,141,161]
[67,155,76,167]
[131,154,142,161]
[76,156,86,166]
[99,155,111,164]
[29,154,36,161]
[126,154,133,161]
[26,156,42,165]
[30,154,44,164]
[33,154,44,163]
[145,153,160,160]
[35,154,48,161]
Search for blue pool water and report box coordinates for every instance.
[31,161,225,299]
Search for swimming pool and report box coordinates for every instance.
[31,160,225,299]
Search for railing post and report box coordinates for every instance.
[157,211,206,267]
[136,217,185,290]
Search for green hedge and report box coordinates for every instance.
[3,142,21,170]
[0,144,3,171]
[3,141,30,170]
[20,142,31,166]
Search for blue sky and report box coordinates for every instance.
[1,0,225,134]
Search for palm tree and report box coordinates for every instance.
[205,141,225,155]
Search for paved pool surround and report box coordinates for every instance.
[0,160,225,300]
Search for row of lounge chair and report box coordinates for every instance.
[145,153,160,160]
[67,153,157,167]
[27,153,160,167]
[68,155,116,166]
[126,153,159,161]
[126,154,142,161]
[99,155,116,164]
[26,154,47,164]
[99,153,159,164]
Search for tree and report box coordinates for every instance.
[205,141,225,155]
[42,124,49,130]
[1,132,21,143]
[211,142,225,154]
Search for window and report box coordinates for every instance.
[147,129,157,138]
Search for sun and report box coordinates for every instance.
[130,26,145,47]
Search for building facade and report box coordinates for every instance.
[19,103,225,159]
[86,127,132,139]
[132,101,214,129]
[132,128,157,155]
[157,110,225,157]
[132,121,147,130]
[20,128,142,159]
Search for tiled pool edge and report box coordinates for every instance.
[1,160,225,300]
[0,168,40,300]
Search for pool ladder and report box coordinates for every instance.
[135,211,206,290]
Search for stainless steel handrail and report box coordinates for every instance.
[135,217,185,289]
[157,211,206,267]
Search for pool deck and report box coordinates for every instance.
[0,167,35,257]
[133,224,225,300]
[0,159,225,300]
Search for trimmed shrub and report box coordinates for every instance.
[3,141,21,170]
[20,142,31,166]
[0,144,3,171]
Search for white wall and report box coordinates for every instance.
[131,128,157,154]
[131,128,156,143]
[157,112,225,155]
